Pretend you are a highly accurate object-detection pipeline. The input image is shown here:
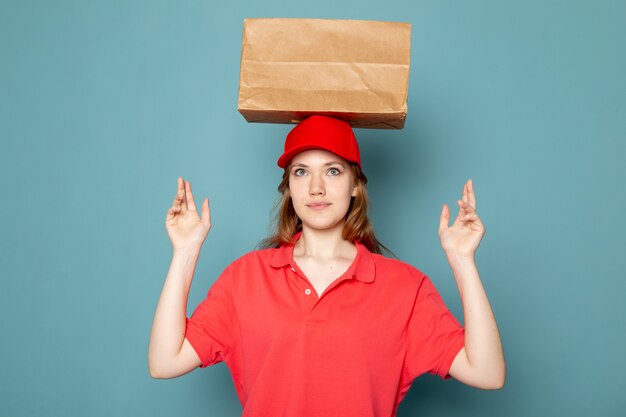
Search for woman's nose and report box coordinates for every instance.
[309,174,325,196]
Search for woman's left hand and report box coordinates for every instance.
[438,179,485,258]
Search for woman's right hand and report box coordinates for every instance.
[165,177,211,251]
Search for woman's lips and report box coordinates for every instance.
[307,203,331,210]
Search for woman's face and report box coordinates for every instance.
[288,149,357,233]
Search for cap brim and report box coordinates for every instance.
[277,146,360,169]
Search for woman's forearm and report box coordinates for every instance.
[148,246,201,377]
[447,252,505,387]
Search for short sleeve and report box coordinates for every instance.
[403,273,465,381]
[185,266,237,368]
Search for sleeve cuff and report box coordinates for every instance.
[435,329,466,380]
[184,317,209,368]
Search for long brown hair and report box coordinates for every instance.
[257,162,396,257]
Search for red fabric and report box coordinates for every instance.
[277,115,362,169]
[185,232,465,417]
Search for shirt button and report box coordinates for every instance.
[291,267,296,272]
[304,289,312,295]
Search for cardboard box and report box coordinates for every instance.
[237,18,411,129]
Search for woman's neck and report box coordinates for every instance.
[294,224,356,260]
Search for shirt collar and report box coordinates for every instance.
[269,231,376,283]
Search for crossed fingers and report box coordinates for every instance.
[458,179,478,222]
[170,177,196,213]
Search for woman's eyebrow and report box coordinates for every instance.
[325,161,346,167]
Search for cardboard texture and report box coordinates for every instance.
[237,18,411,129]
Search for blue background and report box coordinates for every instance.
[1,1,624,416]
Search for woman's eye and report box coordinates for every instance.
[294,168,306,176]
[328,168,341,176]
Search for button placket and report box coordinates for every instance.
[289,262,317,315]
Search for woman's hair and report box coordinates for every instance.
[257,162,396,257]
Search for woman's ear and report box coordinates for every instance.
[351,184,358,197]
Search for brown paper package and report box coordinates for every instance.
[237,18,411,129]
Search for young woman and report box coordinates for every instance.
[148,115,505,417]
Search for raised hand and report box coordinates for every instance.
[165,177,211,251]
[438,179,485,258]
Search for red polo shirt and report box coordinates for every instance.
[185,232,465,417]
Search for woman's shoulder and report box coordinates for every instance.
[369,251,427,283]
[224,247,282,270]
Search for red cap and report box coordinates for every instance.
[277,115,362,170]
